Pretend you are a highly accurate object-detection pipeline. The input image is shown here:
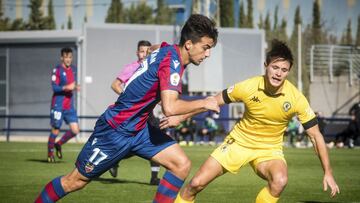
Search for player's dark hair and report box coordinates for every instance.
[265,39,293,68]
[179,14,218,46]
[137,40,152,50]
[61,47,73,56]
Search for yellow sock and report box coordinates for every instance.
[174,193,195,203]
[255,187,279,203]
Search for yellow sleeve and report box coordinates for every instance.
[295,94,316,124]
[224,81,248,103]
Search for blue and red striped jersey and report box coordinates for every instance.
[51,64,76,110]
[104,42,185,134]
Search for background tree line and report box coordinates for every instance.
[0,0,174,31]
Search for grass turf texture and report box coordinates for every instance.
[0,142,359,202]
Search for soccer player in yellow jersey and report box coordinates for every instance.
[160,39,340,202]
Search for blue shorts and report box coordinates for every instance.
[50,108,78,129]
[76,116,176,179]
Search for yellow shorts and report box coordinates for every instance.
[211,137,286,174]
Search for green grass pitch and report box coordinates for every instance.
[0,142,359,202]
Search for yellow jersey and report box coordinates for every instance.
[223,76,317,149]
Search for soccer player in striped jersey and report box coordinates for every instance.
[47,47,80,163]
[168,40,340,203]
[108,40,161,185]
[35,14,219,203]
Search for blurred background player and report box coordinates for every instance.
[48,47,80,163]
[109,40,161,185]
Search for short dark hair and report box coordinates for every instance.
[61,47,73,56]
[179,14,218,46]
[137,40,152,50]
[265,39,293,68]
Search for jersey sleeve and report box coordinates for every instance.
[158,52,182,93]
[295,94,317,130]
[117,62,139,83]
[51,68,63,93]
[223,81,247,104]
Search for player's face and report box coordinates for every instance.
[187,36,214,66]
[137,46,151,62]
[265,59,291,88]
[61,52,73,67]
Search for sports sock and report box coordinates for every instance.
[174,193,195,203]
[150,161,160,179]
[56,130,76,146]
[34,176,68,203]
[153,171,184,203]
[255,187,279,203]
[48,133,57,157]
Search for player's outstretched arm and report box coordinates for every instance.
[160,90,219,117]
[159,91,227,129]
[306,125,340,198]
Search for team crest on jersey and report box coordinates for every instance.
[85,162,94,173]
[63,72,66,76]
[221,144,228,152]
[283,101,291,112]
[227,85,234,94]
[170,73,180,86]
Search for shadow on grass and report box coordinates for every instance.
[93,177,153,186]
[26,159,65,163]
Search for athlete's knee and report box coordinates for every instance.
[71,125,80,135]
[169,156,191,178]
[51,128,60,135]
[188,176,206,192]
[61,173,89,192]
[177,157,192,175]
[269,174,288,195]
[72,128,79,135]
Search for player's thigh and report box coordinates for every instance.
[76,118,132,179]
[254,157,288,181]
[211,137,252,174]
[63,109,79,126]
[134,124,178,164]
[150,143,189,169]
[50,109,64,129]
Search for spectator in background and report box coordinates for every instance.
[329,102,360,149]
[285,116,300,147]
[315,111,327,135]
[198,113,219,146]
[175,117,197,146]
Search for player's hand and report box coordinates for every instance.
[159,116,182,129]
[64,82,76,91]
[323,173,340,198]
[204,96,220,113]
